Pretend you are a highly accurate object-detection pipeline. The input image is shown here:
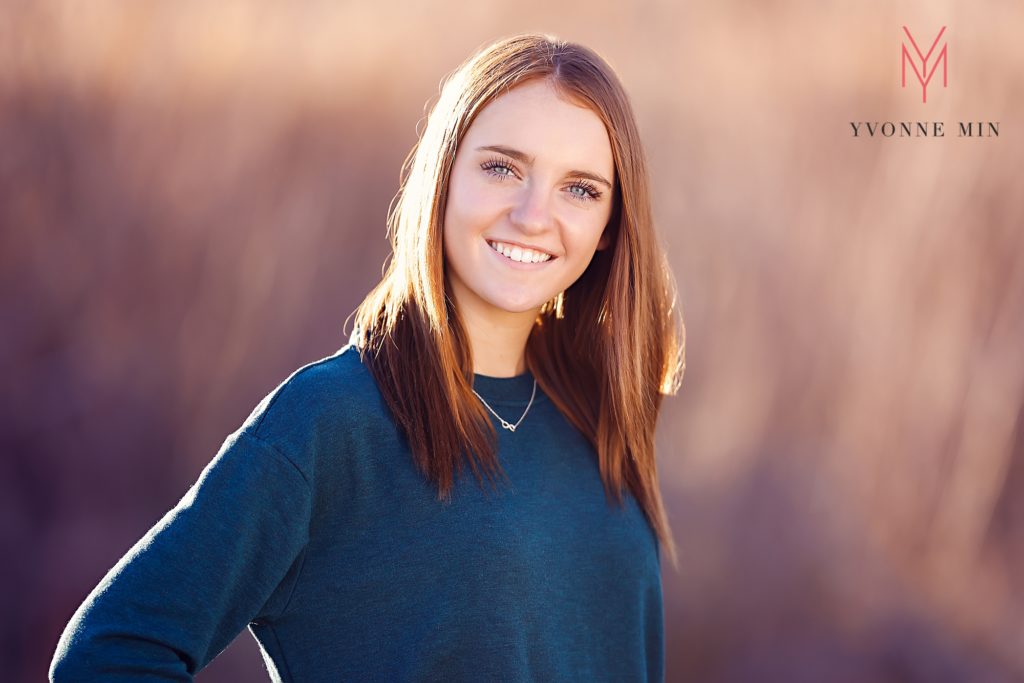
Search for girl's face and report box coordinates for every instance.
[442,78,615,321]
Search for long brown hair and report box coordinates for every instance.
[347,33,686,570]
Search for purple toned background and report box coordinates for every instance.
[3,1,1023,681]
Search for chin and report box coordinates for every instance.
[486,294,547,314]
[494,302,542,315]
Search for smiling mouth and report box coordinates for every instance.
[486,239,555,264]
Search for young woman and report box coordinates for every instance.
[50,33,685,682]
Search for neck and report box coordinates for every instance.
[466,313,535,377]
[451,297,537,379]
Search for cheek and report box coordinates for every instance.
[447,170,498,228]
[565,218,610,255]
[442,186,472,253]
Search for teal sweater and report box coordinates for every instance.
[50,342,664,682]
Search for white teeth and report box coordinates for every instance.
[487,240,553,263]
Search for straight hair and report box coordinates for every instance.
[348,33,686,571]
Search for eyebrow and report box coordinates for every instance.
[475,144,614,190]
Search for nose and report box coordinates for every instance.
[509,182,556,236]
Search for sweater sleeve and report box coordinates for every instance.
[49,429,313,682]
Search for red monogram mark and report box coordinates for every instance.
[901,26,948,103]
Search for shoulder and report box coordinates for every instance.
[235,344,387,479]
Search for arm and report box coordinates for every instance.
[49,429,312,681]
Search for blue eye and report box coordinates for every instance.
[480,158,517,180]
[479,156,603,204]
[568,181,602,203]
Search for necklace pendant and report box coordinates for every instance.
[473,379,536,435]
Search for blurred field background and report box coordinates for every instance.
[3,0,1023,681]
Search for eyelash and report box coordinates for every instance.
[480,156,603,203]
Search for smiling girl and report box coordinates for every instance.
[51,33,685,682]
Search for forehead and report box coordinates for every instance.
[463,79,614,180]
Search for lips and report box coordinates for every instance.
[484,238,556,269]
[487,239,554,263]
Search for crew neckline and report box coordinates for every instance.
[471,369,539,406]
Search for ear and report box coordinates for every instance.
[596,227,611,251]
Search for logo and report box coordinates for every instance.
[901,25,947,103]
[849,24,999,139]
